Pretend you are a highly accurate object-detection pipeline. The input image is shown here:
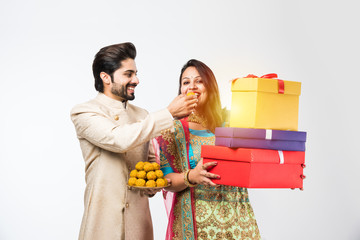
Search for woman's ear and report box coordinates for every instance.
[100,72,111,85]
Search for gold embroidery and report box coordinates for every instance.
[172,190,196,240]
[190,132,260,239]
[174,121,187,172]
[161,121,183,172]
[189,133,214,166]
[195,196,260,239]
[195,185,250,202]
[169,122,260,240]
[172,191,182,239]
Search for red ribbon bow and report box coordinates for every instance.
[231,73,284,94]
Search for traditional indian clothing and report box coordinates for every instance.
[71,93,174,240]
[157,118,261,240]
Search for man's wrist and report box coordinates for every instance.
[145,193,155,198]
[166,106,175,119]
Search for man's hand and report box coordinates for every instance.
[143,188,161,198]
[143,178,171,197]
[167,94,198,119]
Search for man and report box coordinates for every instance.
[71,42,197,240]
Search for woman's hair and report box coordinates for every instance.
[92,42,137,92]
[178,59,222,132]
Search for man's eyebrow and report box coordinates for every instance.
[124,69,137,74]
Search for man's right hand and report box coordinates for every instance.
[167,94,198,119]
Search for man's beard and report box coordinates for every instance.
[111,83,136,101]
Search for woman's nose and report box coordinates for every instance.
[189,81,197,89]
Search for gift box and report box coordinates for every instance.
[215,127,307,151]
[201,145,305,188]
[229,74,301,131]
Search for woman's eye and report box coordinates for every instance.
[183,81,189,85]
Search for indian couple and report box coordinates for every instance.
[71,42,260,240]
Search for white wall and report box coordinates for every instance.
[1,0,359,239]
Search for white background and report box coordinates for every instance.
[1,0,359,239]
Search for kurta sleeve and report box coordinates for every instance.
[147,138,159,163]
[71,104,174,153]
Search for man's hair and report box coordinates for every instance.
[178,59,223,132]
[92,42,137,92]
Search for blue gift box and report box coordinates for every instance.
[215,127,307,151]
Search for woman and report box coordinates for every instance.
[157,59,261,240]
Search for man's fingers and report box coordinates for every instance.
[185,97,198,105]
[144,188,160,195]
[168,94,199,119]
[180,96,198,115]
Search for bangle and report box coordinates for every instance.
[184,169,197,187]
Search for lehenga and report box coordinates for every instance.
[157,118,261,240]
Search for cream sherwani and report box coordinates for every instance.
[71,93,173,240]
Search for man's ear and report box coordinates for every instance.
[100,72,111,85]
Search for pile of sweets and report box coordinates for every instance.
[128,161,168,188]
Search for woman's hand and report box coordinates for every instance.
[188,159,220,186]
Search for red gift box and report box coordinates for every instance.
[201,145,305,188]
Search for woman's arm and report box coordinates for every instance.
[164,159,220,192]
[164,172,188,192]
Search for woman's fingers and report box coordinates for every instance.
[191,159,220,186]
[202,161,217,170]
[200,177,217,186]
[166,178,172,186]
[201,161,219,179]
[206,179,217,186]
[198,158,204,166]
[201,170,219,179]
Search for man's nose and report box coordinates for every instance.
[132,76,139,85]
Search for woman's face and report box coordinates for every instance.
[180,66,207,110]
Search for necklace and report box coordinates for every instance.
[187,112,208,129]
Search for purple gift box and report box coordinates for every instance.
[215,127,307,151]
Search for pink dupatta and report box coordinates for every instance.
[155,118,198,240]
[151,138,174,217]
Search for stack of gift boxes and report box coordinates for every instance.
[201,74,307,189]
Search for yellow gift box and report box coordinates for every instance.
[229,74,301,131]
